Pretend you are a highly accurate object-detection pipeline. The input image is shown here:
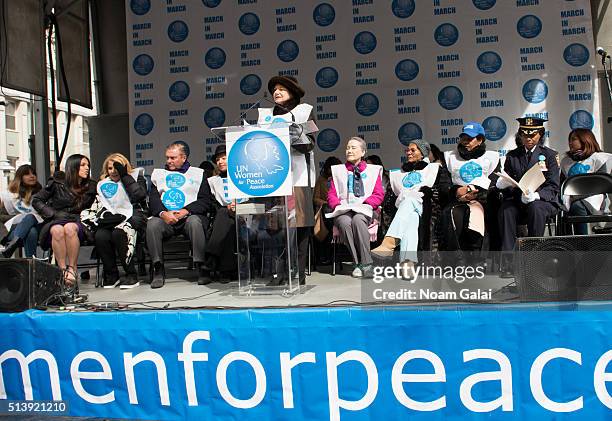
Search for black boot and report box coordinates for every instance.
[2,237,22,258]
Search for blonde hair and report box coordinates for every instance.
[100,153,134,180]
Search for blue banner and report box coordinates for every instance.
[1,305,612,420]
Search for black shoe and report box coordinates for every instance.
[197,264,212,286]
[150,263,165,289]
[2,237,22,258]
[299,273,306,286]
[120,272,140,289]
[138,263,147,277]
[103,274,120,289]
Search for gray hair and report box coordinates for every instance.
[167,141,189,157]
[347,136,367,153]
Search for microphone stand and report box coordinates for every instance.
[602,55,612,123]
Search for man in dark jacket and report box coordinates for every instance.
[497,117,560,277]
[147,142,211,288]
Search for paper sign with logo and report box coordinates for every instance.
[226,125,293,199]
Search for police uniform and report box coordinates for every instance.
[498,118,560,252]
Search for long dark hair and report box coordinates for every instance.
[567,128,601,160]
[8,164,42,205]
[64,154,90,195]
[321,156,341,177]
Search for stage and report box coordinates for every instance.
[75,261,517,310]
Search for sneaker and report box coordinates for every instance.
[352,265,363,278]
[150,263,165,289]
[361,264,374,279]
[120,273,140,289]
[103,275,121,289]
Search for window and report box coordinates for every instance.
[5,102,16,130]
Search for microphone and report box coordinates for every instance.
[597,47,608,58]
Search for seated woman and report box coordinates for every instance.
[0,164,43,258]
[372,140,451,275]
[204,144,240,284]
[326,137,384,278]
[33,154,97,289]
[560,128,612,235]
[81,153,147,288]
[440,122,500,261]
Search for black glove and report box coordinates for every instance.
[113,161,128,178]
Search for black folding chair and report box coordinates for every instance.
[560,173,612,235]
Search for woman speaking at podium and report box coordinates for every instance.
[257,76,316,285]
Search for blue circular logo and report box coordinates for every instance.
[315,67,339,88]
[277,40,299,62]
[204,107,226,128]
[563,43,590,67]
[166,173,186,188]
[317,129,341,152]
[205,47,226,69]
[568,162,591,176]
[134,113,154,136]
[228,130,291,196]
[169,81,190,102]
[482,116,507,141]
[313,3,335,26]
[459,161,483,183]
[162,189,186,211]
[355,93,379,116]
[100,182,118,199]
[569,110,594,129]
[353,31,377,54]
[202,0,221,7]
[438,86,463,110]
[130,0,150,15]
[522,79,548,104]
[402,171,422,188]
[398,123,423,146]
[517,15,542,39]
[132,54,154,76]
[240,74,262,95]
[391,0,416,18]
[434,23,459,47]
[239,13,260,35]
[472,0,496,10]
[477,51,502,74]
[395,59,419,82]
[168,20,189,43]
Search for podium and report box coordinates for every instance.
[212,123,300,295]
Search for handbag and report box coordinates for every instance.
[313,206,328,242]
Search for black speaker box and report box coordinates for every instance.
[0,259,63,312]
[516,234,612,302]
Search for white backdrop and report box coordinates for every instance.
[126,0,600,172]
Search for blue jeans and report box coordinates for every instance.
[8,214,40,257]
[569,200,589,235]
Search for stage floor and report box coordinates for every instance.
[75,261,517,310]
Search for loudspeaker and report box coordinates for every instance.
[516,234,612,302]
[0,259,62,312]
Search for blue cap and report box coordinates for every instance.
[461,122,485,138]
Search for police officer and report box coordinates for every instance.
[497,117,560,277]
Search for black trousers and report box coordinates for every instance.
[95,228,135,279]
[297,226,310,278]
[206,207,237,273]
[440,202,484,252]
[499,199,557,251]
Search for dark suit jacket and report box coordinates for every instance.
[502,144,560,205]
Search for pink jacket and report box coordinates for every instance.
[327,160,384,210]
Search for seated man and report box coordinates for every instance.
[497,117,560,277]
[147,142,211,288]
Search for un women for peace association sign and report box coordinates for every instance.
[226,126,293,199]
